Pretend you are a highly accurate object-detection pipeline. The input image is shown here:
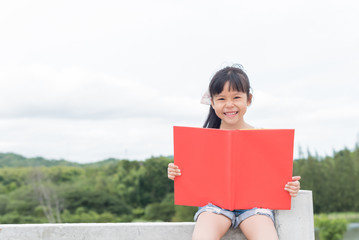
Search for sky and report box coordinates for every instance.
[0,0,358,163]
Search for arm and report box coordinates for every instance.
[167,163,181,180]
[285,176,301,197]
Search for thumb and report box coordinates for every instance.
[292,176,301,181]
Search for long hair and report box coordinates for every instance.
[203,64,251,129]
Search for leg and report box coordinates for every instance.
[192,212,232,240]
[239,215,278,240]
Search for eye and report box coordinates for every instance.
[217,98,225,101]
[234,96,241,99]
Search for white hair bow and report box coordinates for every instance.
[200,90,211,105]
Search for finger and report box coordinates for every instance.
[167,168,181,174]
[285,186,299,192]
[168,172,178,179]
[168,173,180,180]
[290,192,298,197]
[290,188,299,196]
[168,171,181,176]
[168,163,179,169]
[285,184,300,193]
[286,181,300,188]
[287,179,300,186]
[167,169,181,180]
[285,184,300,192]
[292,176,301,181]
[286,189,299,198]
[168,165,181,174]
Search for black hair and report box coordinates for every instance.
[203,64,252,129]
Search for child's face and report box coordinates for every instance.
[211,81,251,130]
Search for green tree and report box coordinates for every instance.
[144,193,175,221]
[138,157,173,206]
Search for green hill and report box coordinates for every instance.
[0,153,80,168]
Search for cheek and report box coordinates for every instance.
[213,107,223,118]
[213,107,221,115]
[237,103,249,113]
[212,102,223,110]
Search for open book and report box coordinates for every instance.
[173,126,295,210]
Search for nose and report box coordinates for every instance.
[225,99,234,107]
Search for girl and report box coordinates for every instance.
[167,65,301,240]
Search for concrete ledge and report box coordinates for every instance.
[0,190,314,240]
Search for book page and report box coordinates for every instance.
[173,126,232,207]
[233,129,294,210]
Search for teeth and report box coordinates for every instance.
[225,112,237,115]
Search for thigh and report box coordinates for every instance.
[239,215,278,240]
[192,212,232,240]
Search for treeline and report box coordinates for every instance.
[0,145,359,224]
[293,145,359,213]
[0,155,196,224]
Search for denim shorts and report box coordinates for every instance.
[194,203,274,229]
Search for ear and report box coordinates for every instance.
[211,99,215,109]
[247,93,253,106]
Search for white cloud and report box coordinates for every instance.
[0,64,206,121]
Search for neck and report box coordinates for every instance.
[220,121,254,130]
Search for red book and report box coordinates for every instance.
[173,126,295,210]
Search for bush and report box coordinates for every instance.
[144,202,174,221]
[172,205,197,222]
[315,214,348,240]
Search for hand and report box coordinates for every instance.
[167,163,181,180]
[285,176,301,197]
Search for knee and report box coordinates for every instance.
[192,232,220,240]
[192,236,216,240]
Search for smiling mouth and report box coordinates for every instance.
[224,111,238,116]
